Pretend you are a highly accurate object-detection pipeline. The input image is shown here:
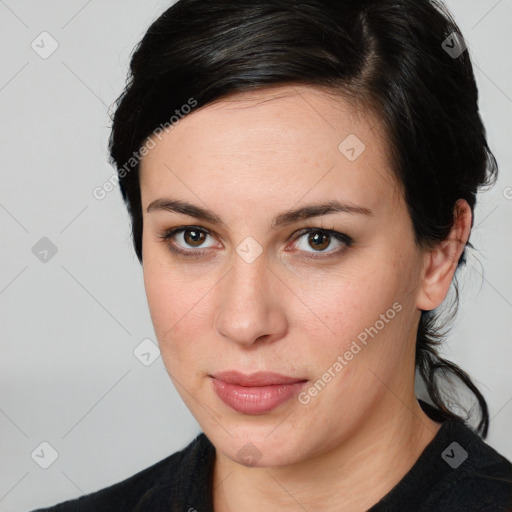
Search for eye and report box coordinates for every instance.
[158,226,218,258]
[290,228,352,258]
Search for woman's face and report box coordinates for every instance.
[139,85,428,467]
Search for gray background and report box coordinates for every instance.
[0,1,511,510]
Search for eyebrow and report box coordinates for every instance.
[146,198,373,229]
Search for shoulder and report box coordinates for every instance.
[371,419,512,512]
[429,420,512,511]
[30,432,215,512]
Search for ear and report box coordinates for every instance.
[416,199,472,312]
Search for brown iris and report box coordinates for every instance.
[307,231,330,251]
[183,229,207,247]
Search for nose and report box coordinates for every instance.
[214,252,288,347]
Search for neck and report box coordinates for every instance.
[212,397,441,512]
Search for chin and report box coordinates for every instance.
[209,424,310,468]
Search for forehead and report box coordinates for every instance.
[139,85,400,213]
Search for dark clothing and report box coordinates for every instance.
[32,419,512,511]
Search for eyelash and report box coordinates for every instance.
[157,225,353,261]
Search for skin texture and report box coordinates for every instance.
[139,85,471,511]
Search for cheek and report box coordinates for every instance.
[314,264,397,332]
[141,239,237,379]
[142,233,206,335]
[143,265,173,335]
[142,262,209,366]
[302,251,418,369]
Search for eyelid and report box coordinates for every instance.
[157,225,352,259]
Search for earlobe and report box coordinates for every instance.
[416,199,472,311]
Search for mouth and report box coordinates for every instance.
[210,371,308,415]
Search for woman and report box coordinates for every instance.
[34,0,512,510]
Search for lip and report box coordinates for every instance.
[210,371,308,415]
